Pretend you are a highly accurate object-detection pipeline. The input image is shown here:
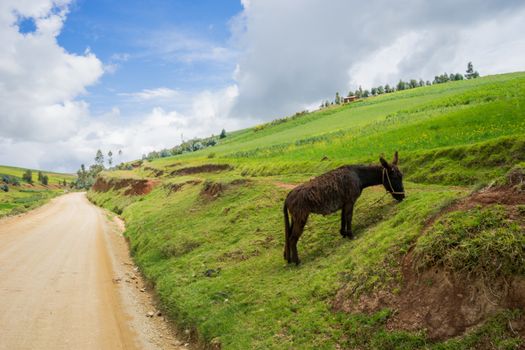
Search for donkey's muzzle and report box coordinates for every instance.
[393,193,405,202]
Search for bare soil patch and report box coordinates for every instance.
[200,179,251,201]
[423,185,525,231]
[273,181,297,190]
[131,160,143,168]
[144,166,165,177]
[93,177,159,196]
[334,185,525,340]
[335,255,525,340]
[170,164,232,176]
[200,181,225,199]
[163,180,203,195]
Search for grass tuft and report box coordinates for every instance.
[414,205,525,279]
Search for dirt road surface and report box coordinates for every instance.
[0,193,185,350]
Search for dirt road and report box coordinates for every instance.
[0,193,183,350]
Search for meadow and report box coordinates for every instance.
[0,165,74,217]
[88,72,525,349]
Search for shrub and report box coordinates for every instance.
[22,169,33,183]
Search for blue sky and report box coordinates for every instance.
[1,0,525,172]
[57,0,242,116]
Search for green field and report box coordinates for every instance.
[88,72,525,349]
[0,165,74,217]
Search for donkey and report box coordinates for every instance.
[283,152,405,265]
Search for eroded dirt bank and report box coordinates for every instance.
[0,193,183,350]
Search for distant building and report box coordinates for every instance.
[342,95,358,103]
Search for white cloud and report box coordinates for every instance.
[0,83,243,171]
[138,29,237,64]
[230,0,525,120]
[0,0,103,142]
[119,88,180,101]
[2,0,525,172]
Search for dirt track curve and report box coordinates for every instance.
[0,193,184,350]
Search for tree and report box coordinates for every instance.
[397,80,407,91]
[377,85,384,94]
[371,87,377,96]
[95,149,104,167]
[409,79,418,89]
[384,84,392,93]
[22,169,33,184]
[362,89,370,98]
[108,150,113,167]
[335,92,341,104]
[220,129,227,139]
[455,73,464,81]
[418,79,425,87]
[465,62,479,79]
[355,86,363,98]
[426,80,432,86]
[38,172,47,185]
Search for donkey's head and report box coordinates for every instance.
[380,151,405,202]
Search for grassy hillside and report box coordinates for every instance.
[89,72,525,349]
[0,165,74,217]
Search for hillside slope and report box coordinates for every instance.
[0,165,74,217]
[89,73,525,349]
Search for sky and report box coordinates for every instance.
[1,0,525,172]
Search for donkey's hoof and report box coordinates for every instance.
[340,230,353,239]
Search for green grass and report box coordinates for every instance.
[89,72,525,349]
[0,164,75,185]
[415,205,525,279]
[0,165,74,218]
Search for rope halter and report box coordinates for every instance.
[382,168,405,195]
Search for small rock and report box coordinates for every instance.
[156,310,162,316]
[146,311,155,317]
[184,329,190,335]
[140,288,146,292]
[203,268,220,277]
[210,337,221,349]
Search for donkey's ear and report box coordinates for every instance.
[392,151,399,165]
[380,156,389,169]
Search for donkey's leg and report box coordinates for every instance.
[291,216,307,265]
[284,220,293,263]
[340,204,347,237]
[343,202,355,239]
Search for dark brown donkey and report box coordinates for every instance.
[283,152,405,264]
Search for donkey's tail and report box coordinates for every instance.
[283,202,291,261]
[283,202,291,239]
